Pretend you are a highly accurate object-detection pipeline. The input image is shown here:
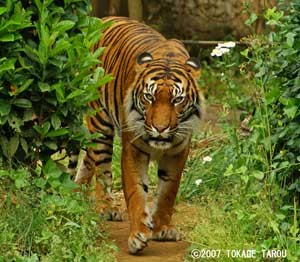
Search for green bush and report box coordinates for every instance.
[0,0,112,168]
[0,1,117,259]
[220,2,300,259]
[183,2,300,261]
[241,1,300,194]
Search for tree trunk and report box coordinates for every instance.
[128,0,143,21]
[90,0,107,17]
[108,0,121,15]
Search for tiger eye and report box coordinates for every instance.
[144,93,154,102]
[172,96,184,105]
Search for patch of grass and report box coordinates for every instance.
[182,122,300,261]
[0,167,117,261]
[186,199,255,262]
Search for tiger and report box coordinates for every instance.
[69,16,204,254]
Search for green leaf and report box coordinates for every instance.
[286,32,296,47]
[13,99,32,108]
[8,115,24,132]
[60,173,79,191]
[265,7,284,25]
[44,141,58,150]
[43,159,62,178]
[51,114,61,130]
[0,58,16,72]
[0,34,14,42]
[38,82,51,92]
[240,49,249,58]
[35,178,47,189]
[284,105,298,119]
[23,109,35,122]
[33,122,50,136]
[265,87,281,105]
[0,7,8,15]
[241,174,249,184]
[66,89,85,100]
[224,164,234,176]
[251,170,265,180]
[14,79,34,95]
[53,82,65,102]
[9,135,19,158]
[0,135,10,159]
[0,99,11,116]
[54,20,75,33]
[50,39,71,56]
[38,42,48,65]
[14,170,29,189]
[245,13,258,26]
[20,137,28,154]
[46,128,69,138]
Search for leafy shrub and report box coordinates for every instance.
[0,0,112,168]
[0,1,117,259]
[241,2,300,203]
[183,2,300,260]
[221,2,300,259]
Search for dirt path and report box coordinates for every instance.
[107,193,198,262]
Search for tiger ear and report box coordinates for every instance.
[137,52,153,65]
[185,57,201,77]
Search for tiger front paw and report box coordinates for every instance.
[128,209,153,254]
[128,230,152,254]
[152,225,182,241]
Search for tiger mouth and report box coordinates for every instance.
[146,135,174,149]
[148,136,172,143]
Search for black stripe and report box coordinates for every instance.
[95,113,114,130]
[103,171,112,177]
[95,157,112,166]
[93,149,113,155]
[83,160,93,171]
[123,36,162,77]
[180,107,200,122]
[158,169,169,181]
[140,183,148,193]
[68,161,77,169]
[91,139,113,148]
[90,117,106,133]
[104,85,109,115]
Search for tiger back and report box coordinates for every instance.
[72,16,204,254]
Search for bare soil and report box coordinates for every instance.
[107,192,199,262]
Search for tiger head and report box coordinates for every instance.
[125,51,204,150]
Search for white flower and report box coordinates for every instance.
[195,179,203,186]
[211,47,223,57]
[218,41,236,48]
[211,47,230,57]
[202,156,212,163]
[210,41,236,57]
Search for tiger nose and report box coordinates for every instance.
[152,124,169,134]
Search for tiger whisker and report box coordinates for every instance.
[130,131,145,143]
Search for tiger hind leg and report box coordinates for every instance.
[74,111,123,221]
